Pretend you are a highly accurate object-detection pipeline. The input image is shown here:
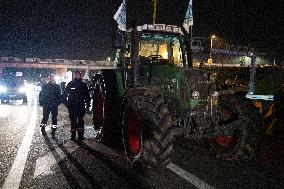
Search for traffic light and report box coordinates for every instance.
[208,58,212,65]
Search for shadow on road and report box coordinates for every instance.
[43,134,103,189]
[80,141,153,189]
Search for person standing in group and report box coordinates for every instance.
[62,71,91,142]
[39,74,62,135]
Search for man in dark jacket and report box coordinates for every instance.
[62,71,91,141]
[39,75,61,135]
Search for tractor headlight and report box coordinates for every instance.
[0,86,7,93]
[192,91,200,99]
[211,91,219,99]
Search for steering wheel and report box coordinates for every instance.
[149,55,163,60]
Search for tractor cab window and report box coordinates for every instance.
[138,32,186,67]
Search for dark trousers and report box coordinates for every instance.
[68,107,86,135]
[41,105,58,125]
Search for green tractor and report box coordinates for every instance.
[90,24,262,169]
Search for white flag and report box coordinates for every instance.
[183,0,193,32]
[113,0,126,31]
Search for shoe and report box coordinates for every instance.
[77,136,85,144]
[41,127,45,133]
[70,132,76,140]
[51,125,57,136]
[77,130,85,142]
[51,128,56,135]
[78,136,86,141]
[40,124,46,133]
[94,129,102,141]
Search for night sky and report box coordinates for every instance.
[0,0,283,60]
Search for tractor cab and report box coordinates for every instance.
[115,24,189,67]
[126,24,188,67]
[114,23,192,88]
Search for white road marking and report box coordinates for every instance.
[33,125,94,178]
[167,163,215,189]
[33,141,79,178]
[3,103,37,189]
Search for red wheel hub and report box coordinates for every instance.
[94,86,104,128]
[216,136,235,148]
[127,113,141,155]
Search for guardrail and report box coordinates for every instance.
[0,60,115,70]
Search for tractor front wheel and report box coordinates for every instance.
[122,95,174,169]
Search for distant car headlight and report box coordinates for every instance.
[192,91,200,99]
[0,86,7,93]
[19,86,26,93]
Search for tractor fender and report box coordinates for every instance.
[121,86,164,121]
[91,69,119,98]
[123,86,163,99]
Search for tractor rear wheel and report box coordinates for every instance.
[122,95,174,169]
[91,71,120,144]
[92,79,105,140]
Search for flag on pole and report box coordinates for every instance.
[183,0,193,33]
[113,0,126,31]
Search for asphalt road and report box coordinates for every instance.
[0,97,284,189]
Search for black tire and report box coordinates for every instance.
[210,95,263,161]
[92,75,105,133]
[91,70,120,143]
[122,94,174,169]
[23,96,28,103]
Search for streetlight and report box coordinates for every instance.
[209,35,216,61]
[153,0,157,24]
[208,35,216,67]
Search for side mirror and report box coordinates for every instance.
[112,30,125,49]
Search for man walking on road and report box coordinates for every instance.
[62,71,91,142]
[39,74,62,135]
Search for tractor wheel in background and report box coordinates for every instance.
[210,95,263,161]
[91,70,120,145]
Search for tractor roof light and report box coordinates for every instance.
[137,24,183,34]
[192,91,200,99]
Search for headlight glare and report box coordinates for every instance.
[19,86,26,93]
[0,86,7,93]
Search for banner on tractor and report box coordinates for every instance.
[114,0,126,31]
[183,0,193,32]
